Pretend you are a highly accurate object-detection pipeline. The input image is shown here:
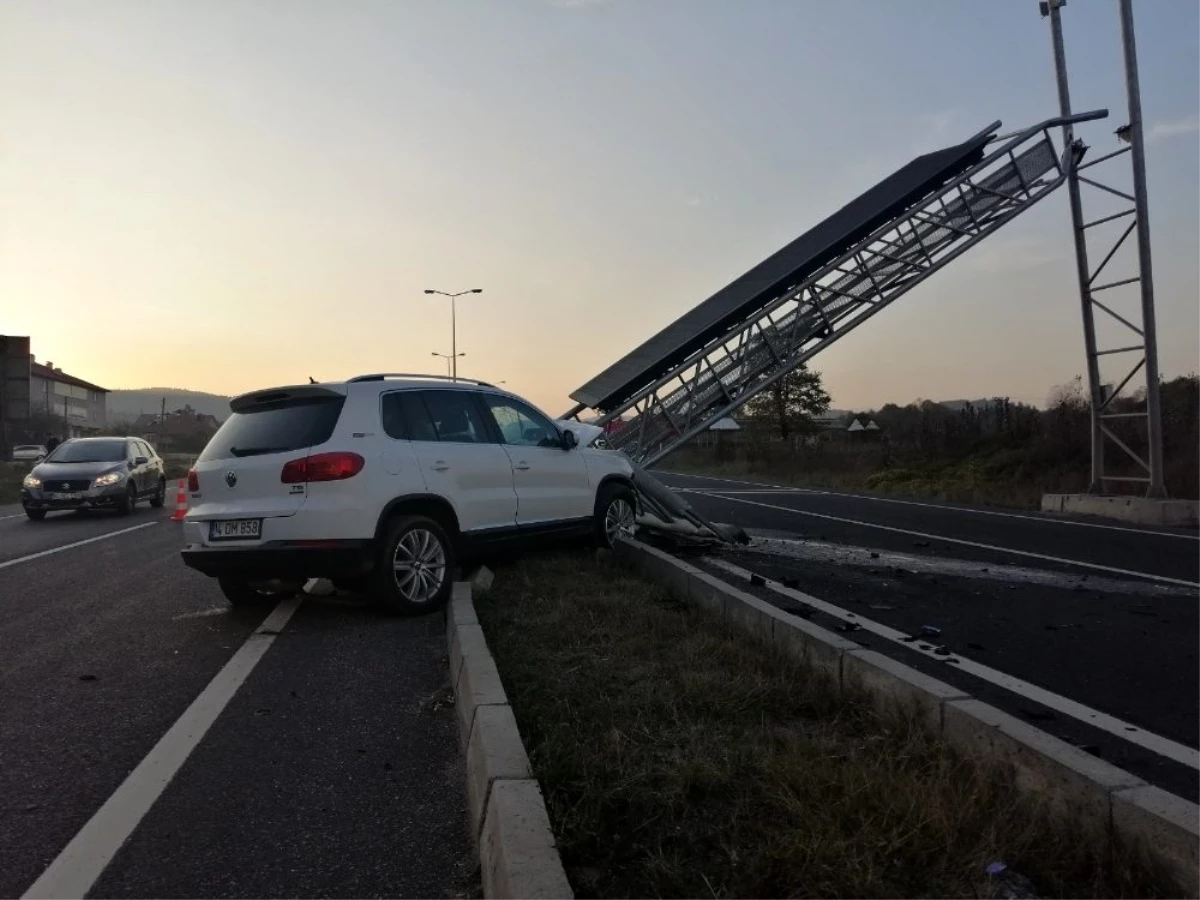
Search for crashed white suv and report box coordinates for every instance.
[181,374,637,613]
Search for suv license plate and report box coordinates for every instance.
[210,519,262,541]
[49,492,83,501]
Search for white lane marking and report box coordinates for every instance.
[0,522,159,570]
[662,470,1200,540]
[691,492,1200,589]
[0,513,28,521]
[706,556,1200,770]
[22,596,303,900]
[171,606,230,620]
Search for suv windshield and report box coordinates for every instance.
[45,440,127,463]
[198,396,344,462]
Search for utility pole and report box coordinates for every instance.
[160,397,167,448]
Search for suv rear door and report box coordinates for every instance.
[189,385,346,520]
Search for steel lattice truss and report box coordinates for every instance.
[1068,139,1161,488]
[584,113,1104,466]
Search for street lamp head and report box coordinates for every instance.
[470,288,483,294]
[423,289,436,294]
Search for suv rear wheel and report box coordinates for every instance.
[594,483,637,548]
[371,514,454,615]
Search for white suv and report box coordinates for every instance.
[180,374,637,613]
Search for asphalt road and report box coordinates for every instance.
[653,470,1200,801]
[0,504,475,899]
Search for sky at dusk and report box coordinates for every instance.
[1,0,1196,417]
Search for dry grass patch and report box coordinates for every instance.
[476,551,1175,899]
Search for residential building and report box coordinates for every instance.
[133,405,221,451]
[29,358,109,437]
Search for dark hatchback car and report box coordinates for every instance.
[21,437,167,520]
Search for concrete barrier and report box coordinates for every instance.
[445,582,574,899]
[614,537,1200,896]
[1041,493,1199,528]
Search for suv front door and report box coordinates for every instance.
[479,393,592,526]
[401,390,518,533]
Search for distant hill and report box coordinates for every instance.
[107,388,232,424]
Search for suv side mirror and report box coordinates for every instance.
[561,429,578,451]
[135,456,148,465]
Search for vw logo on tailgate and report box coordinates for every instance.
[224,471,237,488]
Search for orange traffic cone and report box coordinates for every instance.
[171,479,189,521]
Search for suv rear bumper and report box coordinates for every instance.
[180,540,375,580]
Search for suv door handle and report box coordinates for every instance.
[431,461,450,472]
[513,462,531,471]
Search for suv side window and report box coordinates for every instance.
[380,392,408,440]
[481,394,561,448]
[420,390,489,444]
[379,391,442,442]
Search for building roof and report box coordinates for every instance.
[31,362,109,394]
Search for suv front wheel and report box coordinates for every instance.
[594,483,637,549]
[371,514,454,615]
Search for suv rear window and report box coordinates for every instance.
[198,397,344,462]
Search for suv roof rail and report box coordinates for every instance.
[347,372,496,387]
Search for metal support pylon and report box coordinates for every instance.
[1043,0,1167,497]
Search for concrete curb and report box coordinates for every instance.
[445,582,574,900]
[1041,492,1199,528]
[614,538,1199,896]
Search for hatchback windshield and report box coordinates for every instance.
[45,440,127,464]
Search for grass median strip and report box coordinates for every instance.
[476,551,1174,899]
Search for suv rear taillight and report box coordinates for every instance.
[281,452,365,484]
[187,469,199,492]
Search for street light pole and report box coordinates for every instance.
[431,351,465,379]
[424,288,483,381]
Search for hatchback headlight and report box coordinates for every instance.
[23,474,41,488]
[93,471,125,487]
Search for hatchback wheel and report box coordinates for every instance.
[594,483,637,548]
[25,508,46,521]
[371,514,453,615]
[149,477,167,508]
[118,483,136,515]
